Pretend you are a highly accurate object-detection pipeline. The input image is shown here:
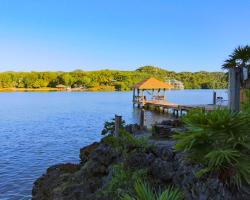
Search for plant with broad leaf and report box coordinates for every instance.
[122,180,183,200]
[173,108,250,188]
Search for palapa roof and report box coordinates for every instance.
[132,77,172,90]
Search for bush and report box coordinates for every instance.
[102,130,149,153]
[103,164,148,199]
[102,118,125,135]
[173,108,250,188]
[241,89,250,113]
[122,180,183,200]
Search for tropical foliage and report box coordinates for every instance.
[223,45,250,69]
[102,130,149,154]
[0,66,227,90]
[122,180,183,200]
[102,118,126,135]
[173,109,250,188]
[103,164,148,199]
[241,89,250,112]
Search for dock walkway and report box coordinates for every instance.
[136,100,226,116]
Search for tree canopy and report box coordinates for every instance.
[0,66,227,90]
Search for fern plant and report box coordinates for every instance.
[173,108,250,188]
[121,180,183,200]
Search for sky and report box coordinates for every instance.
[0,0,250,72]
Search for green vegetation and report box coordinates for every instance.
[122,180,183,200]
[173,109,250,188]
[242,89,250,112]
[102,130,149,154]
[223,45,250,69]
[101,132,150,199]
[103,164,148,199]
[101,118,126,135]
[0,66,227,90]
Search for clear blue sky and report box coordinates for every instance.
[0,0,250,72]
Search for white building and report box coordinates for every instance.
[165,79,184,89]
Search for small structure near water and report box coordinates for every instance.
[165,79,184,89]
[132,77,226,117]
[132,77,172,106]
[56,84,66,90]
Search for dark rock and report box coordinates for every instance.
[151,143,175,161]
[84,160,108,176]
[32,136,250,200]
[32,163,80,200]
[80,142,99,164]
[125,151,155,169]
[47,163,80,174]
[151,158,174,182]
[90,143,119,166]
[152,124,173,138]
[125,124,140,134]
[160,119,182,127]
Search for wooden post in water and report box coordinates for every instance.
[132,88,135,107]
[142,89,144,106]
[163,89,166,100]
[213,91,217,105]
[137,89,140,108]
[140,109,145,130]
[229,68,241,113]
[114,115,122,137]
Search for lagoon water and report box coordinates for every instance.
[0,90,227,199]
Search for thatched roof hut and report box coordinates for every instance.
[132,77,172,90]
[132,77,172,104]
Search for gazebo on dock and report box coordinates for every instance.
[132,77,172,106]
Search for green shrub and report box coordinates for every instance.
[122,180,183,200]
[241,89,250,113]
[103,164,148,199]
[102,130,149,153]
[101,118,125,135]
[173,108,250,188]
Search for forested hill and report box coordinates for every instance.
[0,66,227,90]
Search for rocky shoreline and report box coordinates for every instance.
[32,122,250,200]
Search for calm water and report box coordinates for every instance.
[0,90,227,200]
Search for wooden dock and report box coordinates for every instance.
[135,100,226,117]
[131,77,227,117]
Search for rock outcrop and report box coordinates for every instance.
[32,136,250,200]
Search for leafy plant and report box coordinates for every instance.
[103,164,148,199]
[102,130,149,153]
[121,180,183,200]
[222,45,250,69]
[173,108,250,188]
[241,89,250,113]
[101,118,125,135]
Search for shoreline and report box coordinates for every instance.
[0,88,225,92]
[0,87,116,92]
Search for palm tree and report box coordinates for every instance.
[222,45,250,69]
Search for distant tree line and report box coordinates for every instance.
[0,66,227,90]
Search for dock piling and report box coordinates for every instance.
[114,115,122,137]
[213,91,217,105]
[140,109,145,130]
